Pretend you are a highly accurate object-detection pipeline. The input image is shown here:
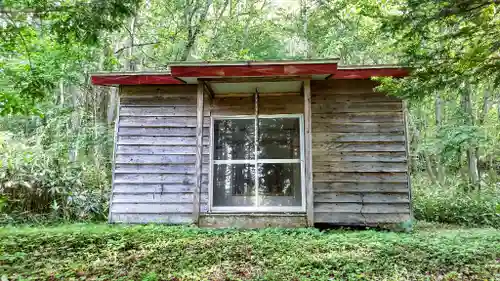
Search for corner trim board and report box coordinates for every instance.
[193,83,205,224]
[303,80,314,226]
[108,87,121,223]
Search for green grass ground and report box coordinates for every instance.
[1,222,499,281]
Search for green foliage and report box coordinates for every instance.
[0,108,112,223]
[0,0,498,230]
[0,0,141,114]
[378,0,500,96]
[412,175,500,228]
[305,0,395,64]
[0,223,499,280]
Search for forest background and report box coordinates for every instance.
[0,0,498,227]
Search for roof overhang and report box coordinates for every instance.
[91,60,409,87]
[333,65,409,79]
[91,72,184,85]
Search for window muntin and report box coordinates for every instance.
[211,115,304,212]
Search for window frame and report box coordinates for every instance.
[208,114,306,213]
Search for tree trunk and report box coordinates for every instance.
[461,85,480,189]
[424,152,439,185]
[434,92,445,185]
[124,7,137,71]
[476,89,490,182]
[59,79,64,107]
[180,0,212,61]
[301,0,310,58]
[69,85,81,162]
[497,100,500,122]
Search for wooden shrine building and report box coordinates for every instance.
[91,59,411,228]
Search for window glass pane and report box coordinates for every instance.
[258,163,301,206]
[258,118,300,159]
[214,119,255,160]
[213,164,255,207]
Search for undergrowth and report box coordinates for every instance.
[412,175,500,228]
[0,108,112,223]
[1,223,499,280]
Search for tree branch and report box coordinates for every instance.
[115,41,160,54]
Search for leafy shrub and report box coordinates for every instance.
[0,223,498,280]
[0,109,112,223]
[412,176,500,228]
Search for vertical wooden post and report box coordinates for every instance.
[402,100,413,220]
[193,82,204,224]
[303,80,314,226]
[108,86,121,223]
[254,89,259,205]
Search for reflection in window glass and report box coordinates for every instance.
[212,116,303,210]
[214,119,255,160]
[258,118,300,159]
[258,163,301,206]
[213,164,255,207]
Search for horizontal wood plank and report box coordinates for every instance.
[313,143,406,152]
[111,203,208,214]
[115,154,209,164]
[121,85,197,96]
[311,80,380,95]
[115,164,209,174]
[120,97,198,106]
[312,113,403,124]
[313,161,407,173]
[120,106,210,117]
[110,213,193,224]
[119,127,209,137]
[119,116,209,127]
[311,92,399,103]
[313,182,408,193]
[312,152,406,162]
[313,133,405,143]
[314,203,410,213]
[313,172,408,183]
[211,97,254,115]
[312,102,402,113]
[313,212,411,224]
[117,145,196,155]
[114,173,208,184]
[260,95,304,114]
[113,183,208,193]
[118,136,208,146]
[312,123,405,133]
[314,193,409,203]
[112,193,209,203]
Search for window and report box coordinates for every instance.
[210,115,305,212]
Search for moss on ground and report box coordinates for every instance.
[0,222,499,280]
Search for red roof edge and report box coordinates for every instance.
[170,63,338,77]
[90,63,410,86]
[332,67,409,80]
[91,74,184,86]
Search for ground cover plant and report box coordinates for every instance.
[1,222,499,281]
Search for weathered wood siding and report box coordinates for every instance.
[110,82,410,226]
[311,80,410,225]
[111,85,209,224]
